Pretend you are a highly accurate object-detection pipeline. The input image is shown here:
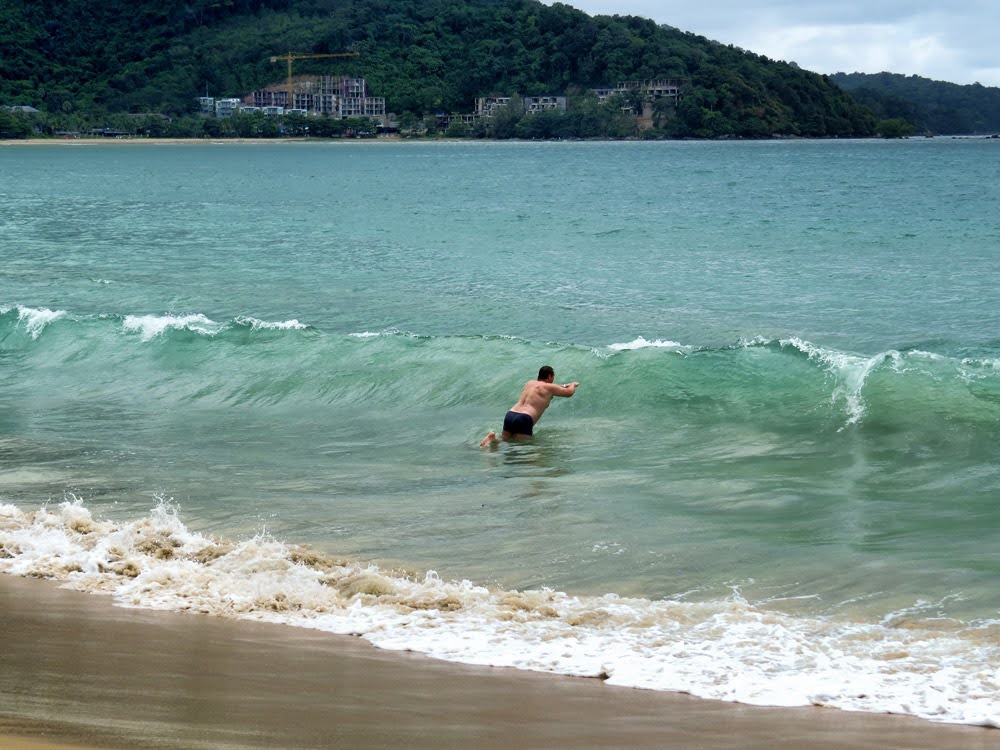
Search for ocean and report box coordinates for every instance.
[1,138,999,726]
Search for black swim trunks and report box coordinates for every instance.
[502,410,534,436]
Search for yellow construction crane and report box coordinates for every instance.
[269,51,360,110]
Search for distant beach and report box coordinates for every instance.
[0,137,373,146]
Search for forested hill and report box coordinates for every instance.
[831,72,1000,135]
[1,0,878,137]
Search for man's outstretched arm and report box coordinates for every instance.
[547,382,579,397]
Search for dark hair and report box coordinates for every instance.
[538,365,554,380]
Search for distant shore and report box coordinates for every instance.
[3,134,998,149]
[0,137,384,146]
[1,574,995,750]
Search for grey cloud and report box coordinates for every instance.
[554,0,999,85]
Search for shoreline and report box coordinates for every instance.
[0,137,342,146]
[2,134,994,147]
[1,574,994,750]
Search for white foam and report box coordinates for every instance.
[780,337,896,427]
[15,305,66,339]
[607,337,687,352]
[235,316,308,331]
[1,498,997,728]
[349,330,395,338]
[121,313,222,341]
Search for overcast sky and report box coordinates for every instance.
[555,0,999,87]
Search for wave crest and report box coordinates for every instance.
[3,305,68,339]
[122,313,223,341]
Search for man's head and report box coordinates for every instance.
[538,365,554,382]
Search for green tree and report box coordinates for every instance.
[515,109,563,139]
[398,111,419,133]
[0,109,33,139]
[834,72,1000,134]
[486,96,524,139]
[282,112,309,136]
[876,118,915,138]
[446,118,470,137]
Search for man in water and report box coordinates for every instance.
[480,365,579,447]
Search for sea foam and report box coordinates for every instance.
[234,316,308,331]
[122,313,223,341]
[1,498,997,728]
[607,337,687,352]
[14,305,67,339]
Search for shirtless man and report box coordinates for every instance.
[480,365,579,447]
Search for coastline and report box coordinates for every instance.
[0,137,333,146]
[1,574,994,750]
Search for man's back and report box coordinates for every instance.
[511,379,558,423]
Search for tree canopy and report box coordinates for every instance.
[0,0,891,137]
[831,72,1000,135]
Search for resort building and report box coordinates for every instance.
[249,76,386,120]
[473,95,567,117]
[475,96,513,117]
[200,75,681,130]
[593,79,684,107]
[524,96,568,113]
[200,76,386,121]
[214,98,242,118]
[199,97,244,117]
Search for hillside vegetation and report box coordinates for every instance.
[1,0,881,138]
[831,72,1000,135]
[0,0,875,137]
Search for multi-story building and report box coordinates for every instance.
[623,79,683,103]
[203,76,680,125]
[247,76,385,120]
[475,95,567,118]
[252,90,289,109]
[475,96,511,117]
[523,95,567,113]
[593,79,684,107]
[339,97,386,118]
[214,98,242,118]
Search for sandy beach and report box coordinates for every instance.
[0,574,994,750]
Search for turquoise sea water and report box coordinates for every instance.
[2,139,999,724]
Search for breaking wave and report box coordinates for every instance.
[1,498,997,727]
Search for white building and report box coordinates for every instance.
[214,98,242,118]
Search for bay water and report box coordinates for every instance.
[2,138,999,725]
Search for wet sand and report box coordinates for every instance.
[0,574,994,750]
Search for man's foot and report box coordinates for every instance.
[479,431,498,448]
